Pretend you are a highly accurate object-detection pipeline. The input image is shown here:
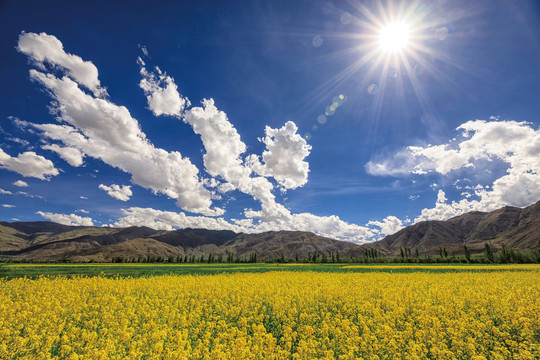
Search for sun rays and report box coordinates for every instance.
[298,0,481,131]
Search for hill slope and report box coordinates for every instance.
[0,223,362,261]
[363,201,540,256]
[1,200,539,261]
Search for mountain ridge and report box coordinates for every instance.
[361,201,540,256]
[1,200,540,261]
[0,224,364,262]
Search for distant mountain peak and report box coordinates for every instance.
[363,200,540,256]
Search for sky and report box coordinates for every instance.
[1,0,540,244]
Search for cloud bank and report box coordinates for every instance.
[13,31,423,243]
[36,211,94,226]
[367,119,540,222]
[18,32,222,217]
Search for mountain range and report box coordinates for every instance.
[1,200,539,261]
[366,200,540,257]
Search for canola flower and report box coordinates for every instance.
[341,264,540,271]
[0,271,538,359]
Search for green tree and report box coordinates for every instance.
[463,245,471,263]
[485,242,494,262]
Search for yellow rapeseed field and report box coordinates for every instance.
[0,271,538,359]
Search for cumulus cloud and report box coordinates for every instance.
[42,144,84,167]
[36,211,94,226]
[2,204,15,208]
[0,188,13,195]
[113,206,377,243]
[248,121,311,190]
[413,190,484,222]
[15,31,405,244]
[138,57,190,117]
[18,32,106,97]
[0,147,58,180]
[367,216,405,237]
[113,207,245,232]
[184,98,288,222]
[184,99,249,180]
[98,184,133,201]
[142,57,310,224]
[218,182,236,193]
[368,118,540,222]
[13,180,29,187]
[19,32,221,216]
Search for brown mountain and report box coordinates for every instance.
[0,223,363,261]
[363,200,540,256]
[1,200,539,261]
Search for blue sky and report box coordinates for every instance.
[1,0,539,243]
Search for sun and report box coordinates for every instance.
[304,0,471,125]
[378,21,411,53]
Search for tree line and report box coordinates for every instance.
[1,242,539,264]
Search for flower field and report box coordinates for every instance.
[0,270,539,359]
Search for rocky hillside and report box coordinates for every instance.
[1,200,539,261]
[0,223,363,262]
[362,200,540,256]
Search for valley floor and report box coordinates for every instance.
[1,262,540,278]
[1,269,538,359]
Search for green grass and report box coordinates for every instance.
[0,263,538,278]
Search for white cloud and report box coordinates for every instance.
[138,57,190,117]
[19,32,221,216]
[80,196,88,200]
[113,207,245,232]
[184,98,248,179]
[7,137,30,147]
[183,98,288,221]
[2,204,15,208]
[98,184,132,201]
[367,216,405,237]
[0,147,58,180]
[16,31,408,244]
[17,32,106,97]
[13,180,29,187]
[284,212,375,242]
[75,209,89,214]
[17,191,43,199]
[42,144,84,167]
[369,118,540,222]
[0,188,13,195]
[218,182,236,193]
[113,206,377,243]
[36,211,94,226]
[248,121,311,190]
[138,44,148,56]
[414,190,481,222]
